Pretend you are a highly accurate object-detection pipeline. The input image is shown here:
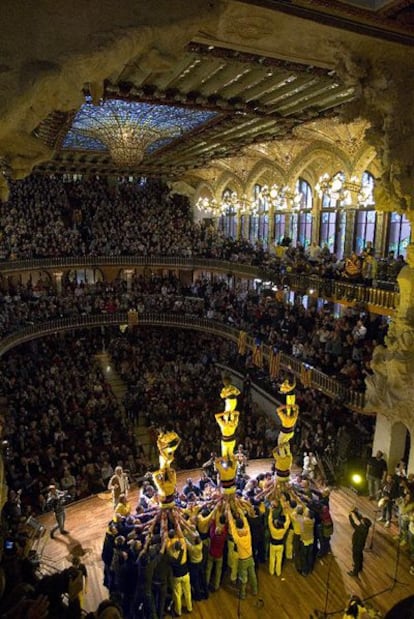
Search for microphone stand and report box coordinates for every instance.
[388,533,408,591]
[365,511,378,555]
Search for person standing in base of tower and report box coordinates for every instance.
[226,506,258,599]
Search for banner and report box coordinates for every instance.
[269,349,280,379]
[252,343,263,368]
[300,364,312,387]
[238,330,247,355]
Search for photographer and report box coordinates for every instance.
[348,508,371,578]
[46,485,70,539]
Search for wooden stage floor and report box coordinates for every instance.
[36,460,413,618]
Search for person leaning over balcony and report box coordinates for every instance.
[343,252,362,282]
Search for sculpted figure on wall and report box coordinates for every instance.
[365,244,414,425]
[335,48,414,214]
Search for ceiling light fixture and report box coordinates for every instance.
[71,100,181,168]
[258,183,302,210]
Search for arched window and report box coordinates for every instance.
[388,212,411,258]
[218,188,237,239]
[290,177,312,248]
[249,184,269,245]
[319,171,346,258]
[354,171,377,255]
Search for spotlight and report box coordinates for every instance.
[349,469,367,495]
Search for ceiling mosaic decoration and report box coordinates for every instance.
[63,99,219,167]
[35,41,355,178]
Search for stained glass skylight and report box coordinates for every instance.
[63,99,218,166]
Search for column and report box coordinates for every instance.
[123,269,134,292]
[53,271,63,295]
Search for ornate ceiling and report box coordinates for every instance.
[35,42,355,178]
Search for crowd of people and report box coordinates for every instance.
[0,174,412,617]
[0,266,389,395]
[96,463,336,618]
[0,333,150,519]
[0,174,405,287]
[0,324,411,617]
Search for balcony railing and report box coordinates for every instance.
[0,312,367,411]
[0,256,398,312]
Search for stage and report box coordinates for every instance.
[35,460,412,618]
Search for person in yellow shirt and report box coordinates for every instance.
[185,534,208,600]
[215,455,238,495]
[220,375,240,418]
[268,511,291,577]
[167,535,192,616]
[227,507,258,600]
[215,411,239,458]
[273,444,293,484]
[114,494,131,518]
[152,467,176,509]
[343,595,376,618]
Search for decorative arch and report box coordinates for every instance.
[245,159,286,197]
[193,181,215,205]
[289,141,354,183]
[352,147,380,180]
[215,172,244,200]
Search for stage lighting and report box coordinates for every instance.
[349,470,367,495]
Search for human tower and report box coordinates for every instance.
[132,373,300,553]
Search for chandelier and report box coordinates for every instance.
[196,196,220,214]
[258,184,303,210]
[222,191,254,214]
[196,191,254,216]
[69,99,183,167]
[316,172,362,207]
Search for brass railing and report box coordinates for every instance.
[0,256,397,311]
[0,313,367,410]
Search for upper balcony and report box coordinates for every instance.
[0,255,398,314]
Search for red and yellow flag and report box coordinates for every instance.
[253,343,263,368]
[269,349,280,379]
[238,330,247,355]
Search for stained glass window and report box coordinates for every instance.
[63,99,218,159]
[388,213,411,258]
